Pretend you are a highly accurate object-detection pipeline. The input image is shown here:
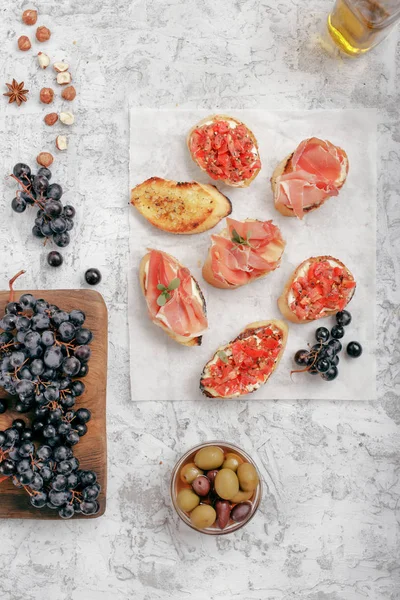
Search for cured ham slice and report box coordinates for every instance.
[200,320,288,398]
[277,255,356,323]
[202,218,285,289]
[140,249,208,346]
[272,138,349,219]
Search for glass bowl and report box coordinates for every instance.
[170,440,262,535]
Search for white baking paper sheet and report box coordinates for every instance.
[129,109,376,401]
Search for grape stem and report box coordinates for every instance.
[10,174,45,210]
[290,341,323,376]
[8,270,26,303]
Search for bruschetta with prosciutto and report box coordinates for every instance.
[202,217,286,289]
[187,115,261,187]
[200,320,288,398]
[271,137,349,219]
[278,256,356,323]
[140,249,208,346]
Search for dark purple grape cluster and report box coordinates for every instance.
[11,163,76,254]
[293,310,362,381]
[0,293,100,518]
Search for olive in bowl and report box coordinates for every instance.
[170,441,262,535]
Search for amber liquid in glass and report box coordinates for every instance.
[328,0,397,55]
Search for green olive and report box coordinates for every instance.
[222,453,243,472]
[190,504,216,529]
[194,446,224,470]
[237,462,259,492]
[177,489,200,512]
[230,489,254,503]
[180,462,203,484]
[214,468,239,500]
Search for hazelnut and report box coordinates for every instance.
[59,111,75,126]
[56,72,72,85]
[53,62,69,73]
[22,9,38,25]
[40,87,54,104]
[37,52,50,69]
[44,112,58,126]
[36,152,54,167]
[36,26,51,42]
[18,35,31,51]
[56,135,68,151]
[61,85,76,101]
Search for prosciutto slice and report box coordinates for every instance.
[275,138,348,219]
[209,218,285,288]
[144,249,208,338]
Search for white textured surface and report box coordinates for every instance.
[0,1,399,599]
[129,108,377,401]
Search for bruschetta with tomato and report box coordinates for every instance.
[271,138,349,219]
[187,115,261,187]
[278,256,356,323]
[202,217,286,289]
[200,320,288,398]
[140,249,208,346]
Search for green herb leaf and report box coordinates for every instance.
[231,228,252,247]
[217,350,229,364]
[168,277,180,291]
[156,294,167,307]
[157,283,167,291]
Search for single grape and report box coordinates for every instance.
[43,425,57,439]
[46,183,63,200]
[43,346,63,369]
[328,339,342,354]
[18,441,35,457]
[12,419,26,432]
[13,163,31,179]
[69,310,85,327]
[41,330,55,346]
[31,313,50,331]
[19,294,36,310]
[79,470,97,487]
[321,365,339,381]
[44,200,63,218]
[11,196,27,213]
[53,232,70,247]
[315,327,330,343]
[75,328,93,345]
[347,341,362,358]
[65,218,74,231]
[53,446,69,462]
[59,505,75,519]
[31,492,48,508]
[32,225,45,238]
[75,408,91,424]
[50,217,67,234]
[85,268,102,285]
[0,399,7,414]
[63,205,75,218]
[70,380,85,397]
[75,423,87,437]
[30,474,44,491]
[40,221,53,237]
[51,311,69,327]
[51,474,68,491]
[62,357,81,376]
[336,310,352,327]
[58,322,75,342]
[80,500,99,515]
[331,325,344,339]
[16,316,31,332]
[66,431,80,446]
[0,313,17,331]
[36,445,52,460]
[74,345,91,362]
[37,167,52,180]
[83,483,100,501]
[32,175,49,194]
[47,251,63,267]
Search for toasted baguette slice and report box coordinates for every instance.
[200,319,288,398]
[202,218,285,289]
[139,250,207,347]
[131,177,232,235]
[271,138,349,218]
[187,115,261,188]
[278,256,356,324]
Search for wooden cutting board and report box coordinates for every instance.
[0,289,107,519]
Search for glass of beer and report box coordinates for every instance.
[328,0,400,55]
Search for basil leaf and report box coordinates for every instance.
[218,350,229,364]
[157,294,167,306]
[168,277,181,291]
[157,284,166,291]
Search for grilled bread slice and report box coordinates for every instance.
[187,115,261,188]
[200,319,288,398]
[278,256,356,323]
[131,177,232,235]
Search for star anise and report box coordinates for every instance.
[3,79,29,107]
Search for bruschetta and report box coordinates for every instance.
[200,320,288,398]
[187,115,261,187]
[278,256,356,323]
[202,217,286,289]
[271,138,349,219]
[140,249,208,346]
[131,177,232,234]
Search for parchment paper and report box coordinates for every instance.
[129,109,376,401]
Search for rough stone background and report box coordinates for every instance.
[0,1,399,599]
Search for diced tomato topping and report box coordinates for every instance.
[290,259,355,320]
[189,119,261,184]
[201,328,283,397]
